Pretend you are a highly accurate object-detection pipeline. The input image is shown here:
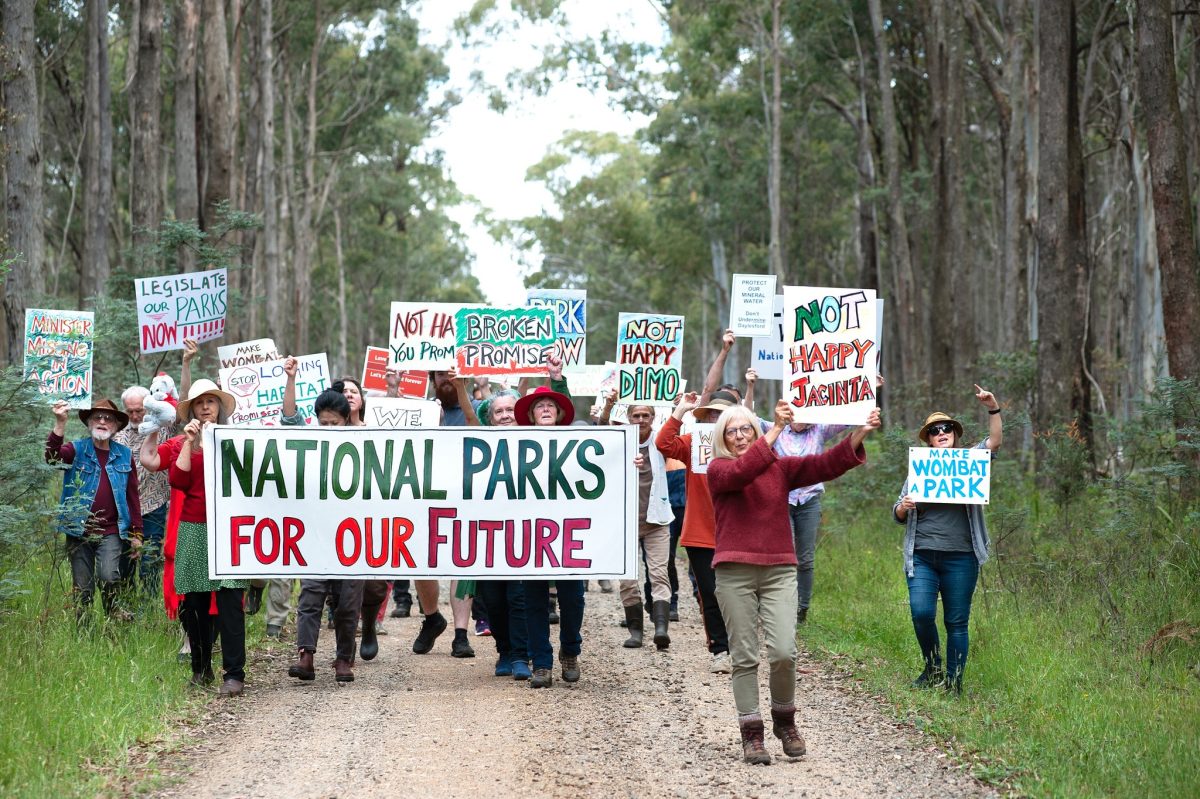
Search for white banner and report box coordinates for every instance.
[729,273,777,337]
[690,424,715,474]
[219,353,331,426]
[364,397,441,428]
[751,295,786,380]
[135,268,228,353]
[389,301,478,370]
[218,338,280,370]
[204,425,640,579]
[906,447,991,505]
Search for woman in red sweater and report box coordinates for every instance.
[707,399,879,764]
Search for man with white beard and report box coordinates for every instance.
[46,399,144,622]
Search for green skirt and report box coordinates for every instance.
[174,520,249,594]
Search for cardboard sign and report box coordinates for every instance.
[527,289,587,368]
[566,362,618,398]
[203,424,640,579]
[454,306,555,377]
[729,274,777,337]
[218,338,280,370]
[219,353,331,426]
[782,286,878,425]
[135,268,228,353]
[388,302,476,370]
[615,313,684,407]
[23,309,94,408]
[751,295,786,381]
[362,346,428,397]
[690,423,716,474]
[906,447,991,505]
[363,397,441,429]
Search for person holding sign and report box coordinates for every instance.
[707,399,879,764]
[892,385,1002,695]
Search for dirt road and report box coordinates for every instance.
[148,585,995,799]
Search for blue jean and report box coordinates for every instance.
[476,580,528,662]
[66,533,126,616]
[138,504,168,594]
[788,497,820,610]
[522,579,584,670]
[907,549,979,680]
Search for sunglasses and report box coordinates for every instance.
[927,422,956,437]
[90,413,119,424]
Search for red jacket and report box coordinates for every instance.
[655,416,717,549]
[706,435,865,567]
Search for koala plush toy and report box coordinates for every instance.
[138,373,179,435]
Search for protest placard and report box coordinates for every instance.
[751,295,786,380]
[23,309,94,408]
[361,346,428,397]
[566,362,618,398]
[615,312,684,407]
[527,288,587,368]
[203,424,640,579]
[363,397,441,429]
[219,353,330,426]
[455,306,555,377]
[782,286,878,425]
[729,274,777,337]
[135,268,227,353]
[389,302,476,370]
[604,402,679,426]
[690,424,715,474]
[906,447,991,505]
[218,338,280,370]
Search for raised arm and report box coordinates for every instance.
[447,367,480,426]
[281,356,299,418]
[742,368,757,409]
[656,392,697,461]
[700,329,735,401]
[599,387,617,426]
[975,384,1002,451]
[179,338,198,398]
[140,429,163,470]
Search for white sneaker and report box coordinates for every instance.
[711,651,732,674]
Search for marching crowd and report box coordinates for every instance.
[46,329,1002,764]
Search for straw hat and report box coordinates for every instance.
[515,386,575,426]
[918,412,963,444]
[78,398,130,432]
[177,378,236,420]
[695,390,740,414]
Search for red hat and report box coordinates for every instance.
[515,386,575,426]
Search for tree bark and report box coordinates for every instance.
[1035,0,1092,447]
[1137,0,1200,382]
[81,0,113,301]
[174,0,200,270]
[130,0,164,267]
[260,0,281,342]
[1,0,44,364]
[201,0,234,229]
[767,0,784,282]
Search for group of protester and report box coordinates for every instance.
[46,328,1002,762]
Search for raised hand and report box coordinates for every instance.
[182,338,199,364]
[283,356,299,378]
[547,352,564,381]
[744,368,758,385]
[677,391,700,413]
[773,399,793,428]
[974,384,999,411]
[722,329,735,351]
[52,400,70,424]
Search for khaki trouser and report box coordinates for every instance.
[250,578,294,627]
[619,525,672,608]
[714,562,798,715]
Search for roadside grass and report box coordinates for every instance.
[803,484,1200,798]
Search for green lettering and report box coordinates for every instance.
[547,439,577,499]
[221,438,254,497]
[462,438,491,500]
[575,439,605,499]
[285,439,317,499]
[517,440,546,500]
[254,439,287,498]
[391,440,421,499]
[422,440,447,499]
[486,440,515,500]
[332,442,361,500]
[364,439,394,500]
[794,300,824,342]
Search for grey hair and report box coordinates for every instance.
[711,405,761,460]
[121,385,150,407]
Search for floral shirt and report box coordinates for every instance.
[771,424,847,506]
[115,425,174,512]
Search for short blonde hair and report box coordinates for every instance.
[711,405,761,460]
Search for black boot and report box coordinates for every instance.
[651,600,671,650]
[360,604,381,661]
[912,657,945,689]
[548,594,559,625]
[622,605,643,648]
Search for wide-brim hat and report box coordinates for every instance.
[177,378,236,420]
[515,386,575,426]
[694,389,740,415]
[918,412,963,444]
[78,398,130,432]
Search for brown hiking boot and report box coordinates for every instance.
[333,658,354,683]
[288,649,316,681]
[738,716,772,765]
[560,654,580,683]
[218,678,244,697]
[770,705,807,757]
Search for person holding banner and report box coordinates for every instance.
[707,399,879,764]
[145,379,248,697]
[892,385,1002,695]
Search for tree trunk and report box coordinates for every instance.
[1035,0,1092,447]
[335,206,348,374]
[81,0,113,301]
[201,0,233,229]
[1137,0,1200,383]
[767,0,784,282]
[130,0,164,267]
[1,0,44,364]
[260,0,280,343]
[174,0,200,270]
[240,3,261,343]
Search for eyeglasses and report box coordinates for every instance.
[90,413,118,424]
[927,422,956,437]
[723,424,756,440]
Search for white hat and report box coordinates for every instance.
[177,378,236,420]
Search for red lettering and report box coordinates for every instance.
[230,516,254,566]
[479,520,503,568]
[336,518,361,567]
[253,518,280,564]
[364,517,387,568]
[282,517,306,566]
[561,518,591,568]
[429,312,454,339]
[505,520,531,568]
[391,517,415,568]
[427,508,455,568]
[534,519,561,568]
[452,520,477,568]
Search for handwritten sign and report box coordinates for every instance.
[751,294,786,380]
[729,274,777,337]
[690,424,715,474]
[23,309,94,408]
[389,302,476,371]
[906,447,991,505]
[203,424,640,579]
[219,353,330,426]
[527,289,587,368]
[363,397,441,429]
[782,286,877,425]
[361,346,428,397]
[615,313,684,407]
[135,268,227,353]
[218,338,280,370]
[567,362,618,398]
[454,307,555,377]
